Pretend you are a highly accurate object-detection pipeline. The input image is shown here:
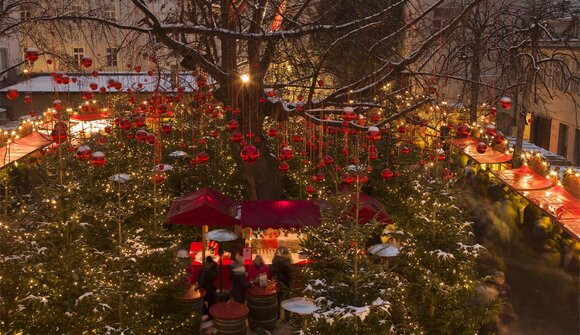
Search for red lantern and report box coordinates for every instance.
[381,168,394,180]
[493,134,505,145]
[197,152,209,164]
[90,151,106,167]
[476,142,487,154]
[342,107,356,121]
[279,162,289,173]
[76,145,92,161]
[500,97,512,109]
[267,128,279,138]
[227,119,239,130]
[6,89,19,100]
[161,124,172,134]
[230,131,243,143]
[241,145,260,163]
[366,126,381,141]
[280,147,294,160]
[456,124,470,138]
[50,127,67,143]
[25,48,39,62]
[80,56,93,68]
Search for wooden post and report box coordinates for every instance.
[202,225,208,261]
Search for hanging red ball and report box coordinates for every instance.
[210,130,219,138]
[146,133,156,145]
[437,153,446,161]
[230,131,243,143]
[241,145,260,163]
[23,95,32,104]
[75,145,91,161]
[90,151,106,167]
[493,134,505,145]
[292,135,302,143]
[50,127,67,143]
[151,173,166,185]
[476,142,488,154]
[442,168,453,179]
[366,126,381,141]
[456,124,470,138]
[280,147,294,160]
[197,152,209,164]
[317,80,324,87]
[267,128,279,138]
[279,162,289,173]
[342,107,356,121]
[6,89,19,100]
[500,96,512,109]
[306,185,316,194]
[135,130,148,142]
[322,155,334,166]
[80,56,93,68]
[401,147,411,154]
[161,124,172,134]
[381,168,394,180]
[490,107,497,116]
[25,48,39,62]
[227,119,239,130]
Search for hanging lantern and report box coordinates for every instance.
[280,147,294,160]
[500,97,512,109]
[493,134,505,145]
[381,168,394,180]
[90,151,106,167]
[476,142,488,154]
[279,162,289,173]
[227,119,239,130]
[50,127,67,143]
[161,124,172,134]
[5,89,19,100]
[25,48,39,62]
[80,56,93,68]
[76,145,92,161]
[342,107,356,121]
[197,152,209,164]
[456,124,470,138]
[230,131,243,143]
[267,128,279,138]
[241,145,260,163]
[366,126,381,141]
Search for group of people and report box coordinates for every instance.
[196,247,294,317]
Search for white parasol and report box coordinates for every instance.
[204,229,238,242]
[281,297,319,315]
[368,243,399,257]
[109,173,131,183]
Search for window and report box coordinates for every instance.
[19,6,31,20]
[574,129,580,165]
[106,48,118,67]
[104,4,116,21]
[557,123,569,157]
[531,116,552,150]
[0,48,7,80]
[73,47,84,66]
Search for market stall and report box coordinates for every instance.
[463,142,512,165]
[0,131,52,170]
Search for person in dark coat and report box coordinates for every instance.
[230,255,251,303]
[198,256,218,311]
[271,247,293,320]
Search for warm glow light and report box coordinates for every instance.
[240,74,250,83]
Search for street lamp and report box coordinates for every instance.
[240,74,250,84]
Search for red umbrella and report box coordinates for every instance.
[166,188,240,226]
[354,193,393,225]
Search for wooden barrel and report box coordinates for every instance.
[210,301,248,335]
[176,286,205,314]
[246,282,279,330]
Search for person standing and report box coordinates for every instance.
[271,247,293,320]
[230,255,251,303]
[198,256,218,311]
[247,255,271,284]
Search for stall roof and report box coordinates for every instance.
[450,136,479,147]
[241,200,321,229]
[492,165,554,191]
[522,185,580,238]
[464,143,512,164]
[0,132,52,170]
[166,188,240,226]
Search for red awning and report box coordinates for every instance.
[166,188,240,226]
[241,200,321,229]
[70,110,110,121]
[355,193,393,224]
[464,143,512,164]
[492,165,554,191]
[0,132,52,170]
[523,186,580,238]
[450,136,479,148]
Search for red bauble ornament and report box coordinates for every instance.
[485,125,496,136]
[133,115,145,127]
[437,153,446,161]
[490,107,497,116]
[293,135,302,143]
[151,173,166,185]
[6,89,19,100]
[210,130,219,138]
[161,124,172,134]
[80,56,93,68]
[241,145,260,163]
[366,126,381,141]
[227,119,239,130]
[135,130,148,142]
[267,128,279,138]
[25,48,39,62]
[342,173,355,184]
[104,126,112,134]
[476,142,487,154]
[50,127,67,142]
[266,90,275,97]
[189,157,198,166]
[381,168,394,180]
[493,134,505,145]
[342,107,356,121]
[317,80,324,87]
[280,147,294,160]
[442,168,453,179]
[119,119,131,131]
[456,124,470,138]
[306,185,316,194]
[146,133,156,145]
[23,95,32,104]
[197,152,209,164]
[500,96,512,109]
[401,147,411,154]
[369,152,378,160]
[89,83,98,90]
[90,151,106,167]
[75,145,91,161]
[279,162,289,173]
[323,155,334,165]
[230,131,243,143]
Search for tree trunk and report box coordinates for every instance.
[469,48,481,122]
